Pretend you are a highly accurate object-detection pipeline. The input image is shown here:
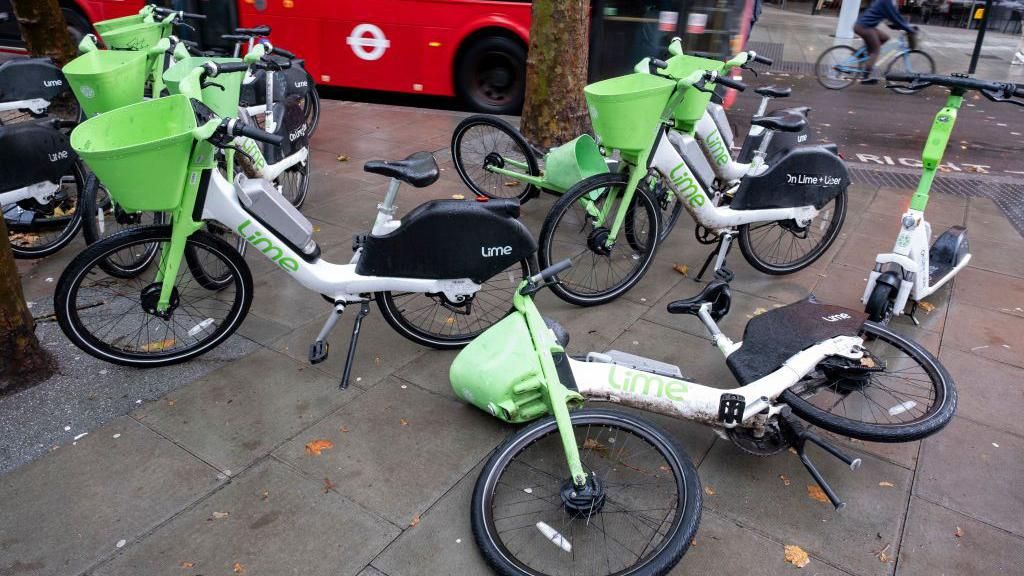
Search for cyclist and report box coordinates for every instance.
[853,0,918,84]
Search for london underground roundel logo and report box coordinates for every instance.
[347,24,391,61]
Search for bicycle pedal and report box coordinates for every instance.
[714,267,734,282]
[309,340,328,364]
[718,393,745,425]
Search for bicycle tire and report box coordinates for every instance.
[885,50,935,94]
[6,159,86,259]
[815,45,860,91]
[451,114,539,203]
[55,225,253,368]
[80,174,162,278]
[781,322,956,442]
[302,71,321,136]
[540,172,661,307]
[472,408,702,576]
[737,188,847,275]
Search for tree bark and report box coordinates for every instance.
[520,0,591,149]
[0,217,55,393]
[10,0,77,68]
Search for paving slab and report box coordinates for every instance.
[916,416,1024,536]
[965,235,1024,279]
[966,198,1023,243]
[897,496,1024,576]
[941,303,1024,368]
[134,348,356,475]
[371,463,490,576]
[534,289,651,353]
[94,458,400,576]
[0,417,221,576]
[671,510,852,575]
[938,347,1024,437]
[697,440,913,576]
[391,349,461,400]
[952,266,1024,318]
[274,377,508,526]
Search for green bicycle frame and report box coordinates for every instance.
[912,93,962,212]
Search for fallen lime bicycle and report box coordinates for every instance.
[453,261,956,576]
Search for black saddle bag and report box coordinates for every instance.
[0,122,77,192]
[0,57,67,104]
[239,62,310,107]
[263,95,307,164]
[356,199,537,283]
[731,146,849,211]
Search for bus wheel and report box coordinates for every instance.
[456,35,526,115]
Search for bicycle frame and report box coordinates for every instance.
[0,99,50,116]
[863,92,970,309]
[0,181,62,206]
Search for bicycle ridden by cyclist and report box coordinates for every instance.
[853,0,919,84]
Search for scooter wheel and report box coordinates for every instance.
[865,280,896,323]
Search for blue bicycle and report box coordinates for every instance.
[815,32,935,92]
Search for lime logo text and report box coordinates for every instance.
[238,219,300,272]
[608,366,689,402]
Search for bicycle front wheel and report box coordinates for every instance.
[540,173,661,307]
[815,45,860,90]
[473,408,702,576]
[80,175,163,278]
[55,225,253,367]
[738,188,847,275]
[278,161,311,209]
[885,50,936,94]
[781,322,957,442]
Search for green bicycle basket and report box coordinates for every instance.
[584,73,676,158]
[164,57,244,118]
[93,13,148,36]
[666,54,725,130]
[63,49,148,118]
[70,95,198,212]
[100,20,167,50]
[543,134,609,193]
[450,313,551,424]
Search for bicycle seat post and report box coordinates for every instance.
[372,178,401,234]
[755,94,771,117]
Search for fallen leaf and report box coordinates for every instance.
[233,562,245,574]
[336,154,348,162]
[807,485,829,504]
[451,194,465,200]
[409,515,420,527]
[400,418,409,426]
[582,438,609,456]
[260,490,270,501]
[180,561,195,568]
[312,225,321,233]
[305,439,334,456]
[752,307,768,316]
[210,511,229,520]
[672,264,689,276]
[340,425,350,433]
[861,357,876,368]
[879,481,896,488]
[140,338,176,352]
[690,537,697,547]
[779,474,791,486]
[167,399,176,407]
[874,543,893,563]
[955,526,964,538]
[918,301,935,313]
[784,544,811,568]
[323,477,336,493]
[703,486,716,496]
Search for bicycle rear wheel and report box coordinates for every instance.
[452,114,539,202]
[781,322,956,442]
[473,408,702,576]
[80,175,163,278]
[737,188,847,275]
[885,50,936,94]
[55,225,253,367]
[5,159,85,259]
[815,45,860,90]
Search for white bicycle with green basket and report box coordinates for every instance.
[54,61,539,385]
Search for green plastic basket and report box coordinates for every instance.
[63,49,148,118]
[101,20,167,50]
[450,314,550,424]
[70,95,198,212]
[164,57,244,118]
[543,134,609,192]
[93,13,147,36]
[666,54,724,130]
[585,73,676,156]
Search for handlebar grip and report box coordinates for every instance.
[714,74,747,91]
[532,259,573,283]
[1013,83,1024,98]
[272,46,297,59]
[885,71,916,83]
[751,53,773,66]
[236,25,271,36]
[232,121,284,147]
[205,61,250,76]
[153,7,206,19]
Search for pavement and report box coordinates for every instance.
[4,13,1024,574]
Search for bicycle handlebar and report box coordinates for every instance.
[235,25,271,36]
[885,72,1024,105]
[751,53,773,66]
[271,46,296,59]
[711,72,747,92]
[152,6,206,20]
[228,119,284,147]
[531,259,573,285]
[203,61,250,76]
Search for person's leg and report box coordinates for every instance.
[1016,28,1024,64]
[854,25,883,77]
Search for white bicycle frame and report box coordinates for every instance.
[0,98,50,116]
[693,110,767,182]
[200,169,482,304]
[862,208,971,313]
[0,180,61,206]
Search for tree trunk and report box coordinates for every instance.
[10,0,77,68]
[520,0,591,149]
[0,217,55,393]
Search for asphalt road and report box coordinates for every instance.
[728,71,1024,178]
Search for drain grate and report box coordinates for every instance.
[849,165,1024,238]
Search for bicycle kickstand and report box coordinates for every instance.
[696,232,735,283]
[780,409,862,511]
[339,300,372,390]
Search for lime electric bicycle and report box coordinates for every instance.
[55,62,537,387]
[862,72,1024,323]
[453,261,956,576]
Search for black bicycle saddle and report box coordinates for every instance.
[751,112,807,133]
[364,152,440,188]
[755,86,791,98]
[667,280,731,321]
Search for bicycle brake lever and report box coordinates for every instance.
[200,80,226,92]
[741,63,759,78]
[176,20,197,33]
